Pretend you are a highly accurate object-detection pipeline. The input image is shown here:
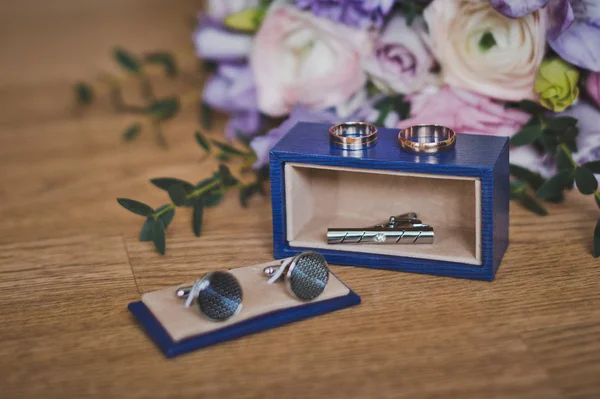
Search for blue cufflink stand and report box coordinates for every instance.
[128,289,360,358]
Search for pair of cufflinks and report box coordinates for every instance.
[176,252,330,322]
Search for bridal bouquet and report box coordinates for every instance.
[89,0,599,255]
[193,0,600,255]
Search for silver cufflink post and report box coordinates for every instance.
[176,271,243,322]
[327,212,434,244]
[264,252,330,301]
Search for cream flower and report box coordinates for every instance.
[424,0,548,101]
[250,5,371,117]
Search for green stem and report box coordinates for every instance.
[153,203,175,219]
[559,143,578,169]
[153,179,223,219]
[140,75,155,100]
[538,114,547,130]
[594,191,600,203]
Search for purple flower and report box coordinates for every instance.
[490,0,600,72]
[489,0,549,18]
[295,0,395,28]
[547,0,600,72]
[586,72,600,109]
[560,102,600,164]
[361,0,397,14]
[203,63,262,139]
[363,13,435,94]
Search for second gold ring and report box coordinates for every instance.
[398,125,456,155]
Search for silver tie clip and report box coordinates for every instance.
[327,212,434,245]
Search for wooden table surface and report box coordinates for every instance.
[1,1,599,398]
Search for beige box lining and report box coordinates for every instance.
[284,163,482,266]
[141,259,351,343]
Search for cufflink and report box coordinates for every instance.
[176,271,243,322]
[263,252,329,301]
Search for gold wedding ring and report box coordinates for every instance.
[329,122,378,150]
[398,125,456,155]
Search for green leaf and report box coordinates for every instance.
[403,1,417,26]
[575,166,598,195]
[594,220,600,258]
[123,124,141,141]
[203,190,224,207]
[396,98,411,120]
[520,192,548,216]
[595,193,600,209]
[192,202,204,237]
[510,181,548,215]
[144,52,177,77]
[544,191,565,204]
[372,95,410,125]
[139,218,153,241]
[74,82,93,105]
[113,48,141,74]
[510,121,543,146]
[539,130,560,154]
[217,152,232,162]
[148,97,179,121]
[560,125,579,141]
[201,102,212,130]
[505,100,545,115]
[545,116,578,133]
[117,198,154,216]
[239,184,261,208]
[509,164,545,191]
[151,219,166,255]
[150,177,194,193]
[211,139,246,156]
[167,184,188,206]
[556,145,575,171]
[218,164,239,187]
[155,204,175,228]
[558,125,579,153]
[582,161,600,174]
[536,170,575,200]
[255,165,270,183]
[510,180,526,194]
[195,131,211,152]
[478,32,496,51]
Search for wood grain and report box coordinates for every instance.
[0,1,598,398]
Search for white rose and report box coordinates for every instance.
[424,0,548,101]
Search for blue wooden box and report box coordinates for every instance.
[269,122,509,281]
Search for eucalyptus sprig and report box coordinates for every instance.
[507,100,600,257]
[74,47,209,146]
[117,131,267,254]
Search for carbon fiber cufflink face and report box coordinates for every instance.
[264,252,330,301]
[176,271,243,322]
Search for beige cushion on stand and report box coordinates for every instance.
[141,258,351,343]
